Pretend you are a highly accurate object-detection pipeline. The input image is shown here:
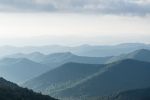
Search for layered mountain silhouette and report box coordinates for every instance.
[0,58,50,83]
[107,49,150,63]
[1,43,150,57]
[3,47,150,84]
[0,52,110,84]
[72,43,150,57]
[23,63,105,92]
[57,59,150,97]
[8,52,46,62]
[8,52,111,69]
[0,45,150,99]
[0,77,57,100]
[23,59,150,98]
[40,52,109,64]
[8,49,150,67]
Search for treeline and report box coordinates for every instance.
[0,77,57,100]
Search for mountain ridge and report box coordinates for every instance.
[0,43,150,57]
[23,59,150,98]
[0,57,50,83]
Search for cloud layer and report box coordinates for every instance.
[0,0,150,16]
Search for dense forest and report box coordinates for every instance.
[0,77,57,100]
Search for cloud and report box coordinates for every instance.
[0,0,150,16]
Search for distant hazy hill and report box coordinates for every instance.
[0,43,150,57]
[107,49,150,63]
[41,52,110,64]
[8,52,46,62]
[72,43,150,57]
[0,77,57,100]
[4,48,150,84]
[57,59,150,97]
[24,59,150,98]
[0,58,50,83]
[23,63,104,93]
[8,49,150,67]
[8,52,111,69]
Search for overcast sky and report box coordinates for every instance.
[0,0,150,15]
[0,0,150,46]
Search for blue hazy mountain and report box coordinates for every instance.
[8,52,111,69]
[0,45,70,58]
[0,43,150,57]
[0,58,50,83]
[7,52,46,62]
[107,49,150,63]
[0,77,57,100]
[23,59,150,99]
[72,43,150,57]
[23,63,105,93]
[3,48,150,84]
[40,52,111,66]
[56,59,150,97]
[8,48,150,69]
[8,49,150,71]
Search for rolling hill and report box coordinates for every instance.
[7,52,46,62]
[23,62,105,94]
[8,49,150,69]
[57,59,150,98]
[40,52,111,66]
[0,58,50,83]
[0,77,57,100]
[23,59,150,99]
[8,52,111,69]
[107,49,150,63]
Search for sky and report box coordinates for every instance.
[0,0,150,46]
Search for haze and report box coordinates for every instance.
[0,0,150,46]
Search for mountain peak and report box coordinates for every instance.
[134,49,150,53]
[129,49,150,58]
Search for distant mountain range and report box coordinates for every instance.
[8,52,110,68]
[107,49,150,63]
[8,52,46,62]
[7,47,150,63]
[0,58,50,83]
[3,52,111,84]
[0,43,150,99]
[1,48,150,84]
[1,43,150,57]
[0,77,57,100]
[7,48,150,69]
[23,63,105,92]
[23,59,150,99]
